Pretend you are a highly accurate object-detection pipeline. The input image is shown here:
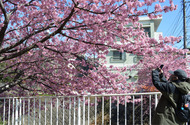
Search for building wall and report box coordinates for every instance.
[105,17,162,82]
[187,51,190,69]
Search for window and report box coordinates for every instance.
[143,27,151,37]
[113,51,122,60]
[133,55,142,63]
[116,36,120,41]
[110,50,126,63]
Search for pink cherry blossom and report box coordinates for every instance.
[0,0,188,97]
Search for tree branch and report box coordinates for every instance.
[0,23,54,54]
[0,0,9,46]
[0,4,76,62]
[0,75,29,94]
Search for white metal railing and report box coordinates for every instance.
[0,92,161,125]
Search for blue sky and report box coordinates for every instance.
[156,0,190,49]
[64,0,189,49]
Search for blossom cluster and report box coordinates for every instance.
[0,0,188,96]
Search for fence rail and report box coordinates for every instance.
[0,92,161,125]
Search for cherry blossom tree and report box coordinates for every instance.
[133,43,190,92]
[0,0,189,96]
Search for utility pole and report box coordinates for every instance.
[183,0,187,49]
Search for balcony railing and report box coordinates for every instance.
[0,92,162,125]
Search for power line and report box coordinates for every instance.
[173,8,183,37]
[166,1,183,37]
[186,4,190,47]
[173,0,190,44]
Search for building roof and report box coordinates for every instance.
[139,16,162,31]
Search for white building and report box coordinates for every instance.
[105,17,163,82]
[187,50,190,69]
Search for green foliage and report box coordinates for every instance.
[0,62,13,83]
[0,116,7,125]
